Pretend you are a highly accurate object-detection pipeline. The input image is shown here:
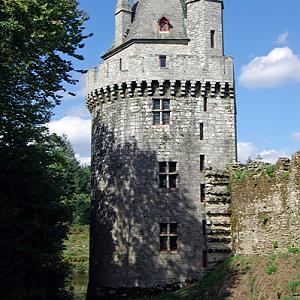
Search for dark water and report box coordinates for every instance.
[71,273,89,299]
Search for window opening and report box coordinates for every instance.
[200,123,204,140]
[119,58,122,70]
[202,220,207,236]
[160,223,178,251]
[210,30,215,48]
[203,250,208,268]
[159,16,169,32]
[153,99,170,125]
[200,155,205,172]
[158,162,177,189]
[200,183,206,202]
[159,56,167,68]
[203,97,207,112]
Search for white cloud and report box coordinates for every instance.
[47,116,91,159]
[239,47,300,88]
[257,148,290,164]
[237,142,256,163]
[275,31,288,44]
[238,142,290,164]
[290,132,300,143]
[75,154,91,166]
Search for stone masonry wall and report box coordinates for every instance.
[230,151,300,255]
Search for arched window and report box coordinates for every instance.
[159,16,169,32]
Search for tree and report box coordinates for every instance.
[53,135,91,226]
[0,0,90,299]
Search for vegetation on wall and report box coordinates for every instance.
[0,0,90,299]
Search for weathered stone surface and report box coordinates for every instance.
[230,151,300,256]
[86,0,236,298]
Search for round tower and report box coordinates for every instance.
[86,0,236,298]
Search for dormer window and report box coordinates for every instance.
[159,16,169,32]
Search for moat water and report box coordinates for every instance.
[71,273,88,299]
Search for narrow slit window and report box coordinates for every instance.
[202,220,207,236]
[200,123,204,140]
[200,183,206,202]
[200,155,205,172]
[203,250,208,268]
[203,97,207,112]
[159,56,166,68]
[119,58,122,70]
[210,30,215,48]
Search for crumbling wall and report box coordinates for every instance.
[231,151,300,255]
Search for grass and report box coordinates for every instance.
[63,225,89,273]
[135,253,300,300]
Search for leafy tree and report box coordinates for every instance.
[53,134,91,226]
[0,0,90,299]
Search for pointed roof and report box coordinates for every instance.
[103,0,188,59]
[127,0,187,40]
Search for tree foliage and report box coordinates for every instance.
[0,0,90,299]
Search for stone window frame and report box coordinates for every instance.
[159,223,178,251]
[158,161,177,189]
[158,16,170,32]
[153,99,171,125]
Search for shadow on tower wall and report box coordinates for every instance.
[86,120,237,300]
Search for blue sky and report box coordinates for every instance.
[48,0,300,164]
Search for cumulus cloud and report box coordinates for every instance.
[290,132,300,143]
[237,142,257,163]
[256,148,290,164]
[239,47,300,88]
[275,31,288,44]
[238,142,290,164]
[47,116,91,164]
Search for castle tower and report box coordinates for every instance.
[86,0,236,298]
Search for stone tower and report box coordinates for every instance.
[86,0,236,298]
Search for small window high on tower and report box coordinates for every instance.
[159,16,169,32]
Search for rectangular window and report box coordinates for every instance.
[153,99,171,125]
[210,30,215,48]
[200,183,206,202]
[200,123,204,140]
[203,97,207,112]
[159,56,167,67]
[202,220,207,236]
[203,250,208,268]
[200,155,205,172]
[159,223,178,251]
[158,162,178,189]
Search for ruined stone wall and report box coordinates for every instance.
[230,152,300,256]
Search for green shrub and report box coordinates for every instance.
[269,254,276,260]
[273,241,278,249]
[289,248,300,253]
[288,280,300,293]
[265,165,276,178]
[261,215,269,224]
[266,265,278,275]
